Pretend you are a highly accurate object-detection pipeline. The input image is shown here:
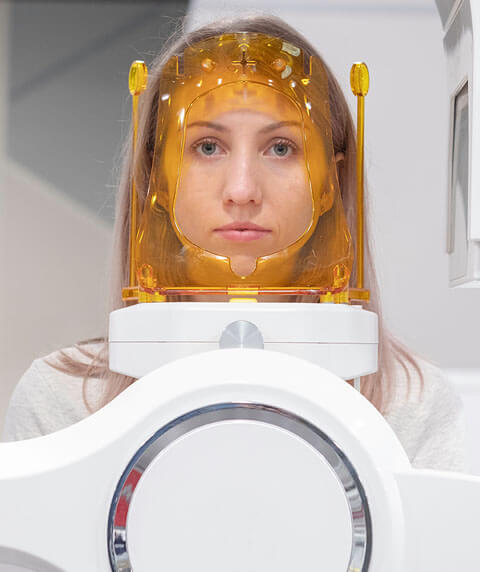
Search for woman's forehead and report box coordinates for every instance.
[185,82,302,125]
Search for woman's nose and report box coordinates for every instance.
[222,150,262,206]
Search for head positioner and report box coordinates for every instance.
[131,32,354,299]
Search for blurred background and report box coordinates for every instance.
[1,0,479,467]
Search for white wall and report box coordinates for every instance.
[0,1,188,430]
[0,162,112,427]
[0,0,113,423]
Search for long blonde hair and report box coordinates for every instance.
[50,13,423,415]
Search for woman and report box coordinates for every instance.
[1,14,466,472]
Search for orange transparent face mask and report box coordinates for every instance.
[135,32,353,299]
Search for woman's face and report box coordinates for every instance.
[174,84,313,277]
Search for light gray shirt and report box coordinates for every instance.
[1,347,467,472]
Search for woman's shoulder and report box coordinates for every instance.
[1,342,105,442]
[384,351,466,471]
[386,352,461,419]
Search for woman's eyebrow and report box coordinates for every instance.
[257,120,301,134]
[188,121,227,132]
[187,120,301,133]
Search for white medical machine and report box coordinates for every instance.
[1,22,479,572]
[436,0,480,286]
[1,304,479,571]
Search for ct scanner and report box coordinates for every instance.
[1,1,480,570]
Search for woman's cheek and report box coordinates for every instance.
[278,191,312,243]
[175,190,214,246]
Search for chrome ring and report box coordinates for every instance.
[108,403,371,571]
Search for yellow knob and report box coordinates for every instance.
[350,62,369,96]
[129,61,148,96]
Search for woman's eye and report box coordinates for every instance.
[192,139,222,157]
[273,142,289,156]
[268,139,297,158]
[200,141,217,155]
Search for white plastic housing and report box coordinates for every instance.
[109,302,378,379]
[436,0,480,286]
[0,350,479,571]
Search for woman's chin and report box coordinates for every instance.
[229,255,258,277]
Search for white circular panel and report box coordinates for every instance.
[109,404,371,571]
[127,420,352,572]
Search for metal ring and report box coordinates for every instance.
[108,403,372,571]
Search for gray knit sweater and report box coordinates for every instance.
[1,346,467,472]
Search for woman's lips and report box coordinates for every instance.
[214,222,272,242]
